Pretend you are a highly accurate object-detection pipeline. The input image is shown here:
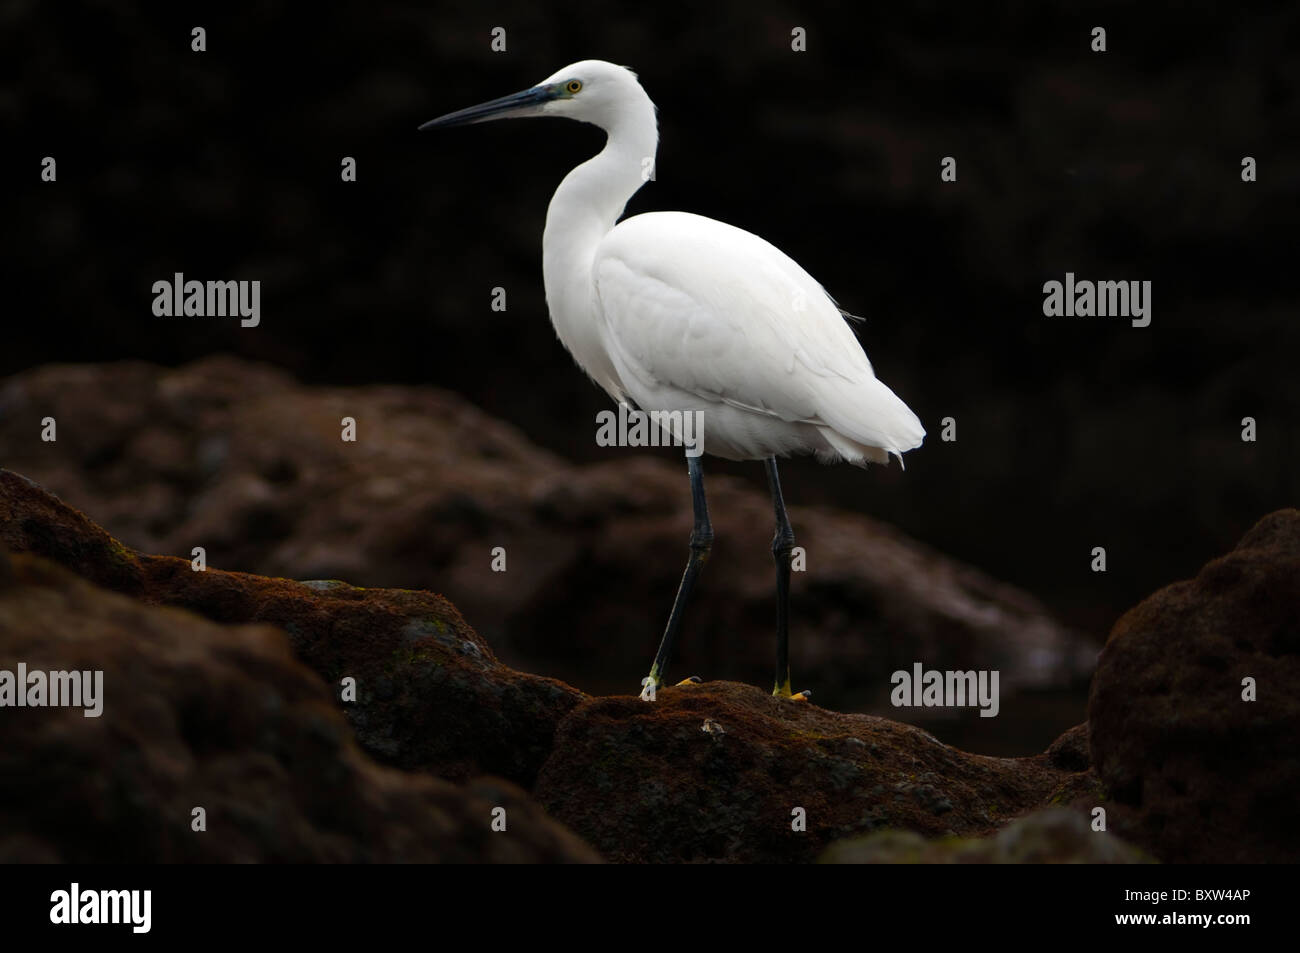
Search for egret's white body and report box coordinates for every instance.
[439,59,924,465]
[590,212,923,463]
[422,59,923,698]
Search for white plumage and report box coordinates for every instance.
[426,58,924,467]
[593,211,924,464]
[422,59,924,699]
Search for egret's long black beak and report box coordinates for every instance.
[418,85,555,131]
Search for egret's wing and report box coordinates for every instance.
[593,211,924,453]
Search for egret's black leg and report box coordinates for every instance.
[641,453,712,700]
[766,457,809,700]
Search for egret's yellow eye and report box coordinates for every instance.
[566,80,582,94]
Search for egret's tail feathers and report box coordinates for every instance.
[814,377,924,468]
[816,429,891,467]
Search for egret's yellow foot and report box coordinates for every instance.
[640,673,703,700]
[773,679,812,702]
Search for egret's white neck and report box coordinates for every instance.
[544,95,658,262]
[541,90,657,399]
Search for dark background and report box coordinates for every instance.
[3,1,1296,641]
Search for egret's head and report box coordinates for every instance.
[419,60,653,134]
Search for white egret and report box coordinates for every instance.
[421,60,924,703]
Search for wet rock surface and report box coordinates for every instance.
[2,460,1291,862]
[0,468,583,788]
[820,807,1152,864]
[0,358,1095,740]
[1,466,1109,863]
[1089,509,1300,864]
[0,548,599,863]
[532,681,1097,863]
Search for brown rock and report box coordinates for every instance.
[820,807,1152,863]
[0,464,1114,864]
[1046,722,1091,772]
[1089,509,1300,863]
[0,358,1094,725]
[0,469,584,787]
[532,681,1097,863]
[0,552,599,862]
